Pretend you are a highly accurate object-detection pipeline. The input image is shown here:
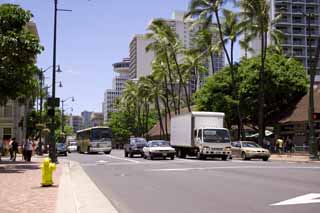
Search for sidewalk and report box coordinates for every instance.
[270,152,320,163]
[0,154,62,213]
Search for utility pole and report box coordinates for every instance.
[305,12,318,160]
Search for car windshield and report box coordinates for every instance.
[150,141,170,147]
[57,143,65,147]
[203,129,231,143]
[242,142,261,148]
[132,138,147,144]
[91,128,112,140]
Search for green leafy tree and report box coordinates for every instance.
[239,0,283,143]
[0,4,43,104]
[196,51,308,133]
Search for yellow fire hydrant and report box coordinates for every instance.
[41,158,56,187]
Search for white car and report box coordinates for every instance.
[67,141,78,153]
[143,140,176,160]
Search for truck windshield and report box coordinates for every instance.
[203,129,230,143]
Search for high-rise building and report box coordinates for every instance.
[129,35,154,79]
[103,58,130,122]
[70,115,83,133]
[81,111,93,128]
[129,11,225,87]
[246,0,320,81]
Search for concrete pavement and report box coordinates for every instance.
[69,150,320,213]
[55,159,118,213]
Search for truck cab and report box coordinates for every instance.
[194,128,232,160]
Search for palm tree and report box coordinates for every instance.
[146,19,192,113]
[145,20,179,114]
[239,0,283,144]
[186,1,246,139]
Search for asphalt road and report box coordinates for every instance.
[68,150,320,213]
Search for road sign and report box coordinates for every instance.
[271,193,320,206]
[47,97,60,107]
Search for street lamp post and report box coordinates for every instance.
[38,66,62,155]
[61,97,75,133]
[49,0,71,163]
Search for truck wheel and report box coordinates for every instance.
[197,152,204,160]
[181,150,186,159]
[221,155,227,161]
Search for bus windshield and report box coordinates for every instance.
[203,129,230,143]
[91,128,112,140]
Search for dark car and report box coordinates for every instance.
[124,137,147,158]
[56,143,67,156]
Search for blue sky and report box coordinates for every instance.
[2,0,240,115]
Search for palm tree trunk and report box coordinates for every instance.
[155,97,164,139]
[258,28,267,145]
[165,52,178,115]
[210,52,215,74]
[171,50,191,112]
[164,77,171,120]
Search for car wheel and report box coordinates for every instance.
[104,151,111,154]
[124,151,128,157]
[143,153,147,159]
[129,153,134,158]
[241,152,247,160]
[262,157,269,161]
[64,153,67,156]
[141,153,144,158]
[171,156,175,160]
[149,152,153,160]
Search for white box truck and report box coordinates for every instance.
[170,111,231,160]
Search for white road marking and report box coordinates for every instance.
[147,166,320,172]
[271,193,320,206]
[106,155,141,164]
[96,160,108,164]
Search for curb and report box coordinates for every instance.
[55,160,118,213]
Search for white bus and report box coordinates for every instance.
[76,127,112,154]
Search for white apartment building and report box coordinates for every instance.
[246,0,320,81]
[103,58,130,122]
[129,11,225,88]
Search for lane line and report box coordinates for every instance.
[106,155,141,164]
[147,166,320,172]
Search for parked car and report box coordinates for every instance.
[56,143,67,156]
[124,137,147,157]
[231,141,270,161]
[67,141,77,153]
[143,140,175,160]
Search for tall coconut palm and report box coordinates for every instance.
[186,1,246,139]
[239,0,283,144]
[146,20,179,114]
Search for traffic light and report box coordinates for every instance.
[312,112,320,120]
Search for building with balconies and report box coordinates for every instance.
[246,0,320,81]
[103,58,130,122]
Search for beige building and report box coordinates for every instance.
[129,11,225,90]
[90,112,104,127]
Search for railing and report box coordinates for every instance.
[293,41,305,45]
[292,30,305,34]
